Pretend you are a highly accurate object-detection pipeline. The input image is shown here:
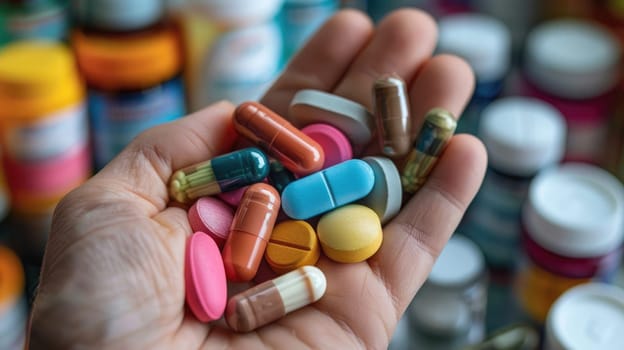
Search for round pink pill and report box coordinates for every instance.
[301,123,353,169]
[188,197,234,248]
[185,232,227,322]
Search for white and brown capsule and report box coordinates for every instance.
[225,266,327,332]
[373,75,411,158]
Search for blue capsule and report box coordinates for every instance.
[281,159,375,220]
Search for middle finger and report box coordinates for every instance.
[332,9,438,109]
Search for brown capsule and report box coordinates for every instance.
[373,75,412,157]
[234,102,325,175]
[225,266,327,332]
[222,183,280,282]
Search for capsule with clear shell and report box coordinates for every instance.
[373,75,411,157]
[169,147,269,204]
[401,108,457,193]
[234,101,325,175]
[225,266,327,332]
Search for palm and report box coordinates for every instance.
[29,9,486,349]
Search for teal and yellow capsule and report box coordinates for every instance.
[267,159,296,194]
[401,108,456,194]
[170,147,269,203]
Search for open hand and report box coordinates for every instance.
[29,9,486,349]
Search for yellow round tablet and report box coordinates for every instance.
[265,220,320,274]
[317,204,383,263]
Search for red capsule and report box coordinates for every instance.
[222,183,280,282]
[234,102,325,175]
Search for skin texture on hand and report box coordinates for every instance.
[28,9,487,350]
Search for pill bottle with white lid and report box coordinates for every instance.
[0,0,68,43]
[0,245,27,350]
[194,1,283,109]
[460,97,566,332]
[515,163,624,324]
[197,21,283,107]
[461,97,566,269]
[0,41,91,215]
[72,23,186,169]
[436,13,511,135]
[407,235,488,349]
[545,283,624,350]
[522,19,621,164]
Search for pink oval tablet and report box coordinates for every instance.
[185,232,227,322]
[188,197,234,247]
[301,123,353,169]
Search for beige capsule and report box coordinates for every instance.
[225,266,327,332]
[373,75,412,157]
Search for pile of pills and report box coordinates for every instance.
[171,76,457,332]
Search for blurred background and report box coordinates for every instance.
[1,0,624,349]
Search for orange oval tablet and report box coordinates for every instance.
[265,220,320,275]
[234,102,325,175]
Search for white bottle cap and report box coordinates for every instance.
[479,97,566,176]
[546,283,624,350]
[437,13,512,82]
[428,235,485,287]
[191,0,283,27]
[408,237,483,338]
[524,163,624,257]
[72,0,165,31]
[525,19,621,99]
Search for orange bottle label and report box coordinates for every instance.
[516,261,591,323]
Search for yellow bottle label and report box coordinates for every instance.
[516,261,591,323]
